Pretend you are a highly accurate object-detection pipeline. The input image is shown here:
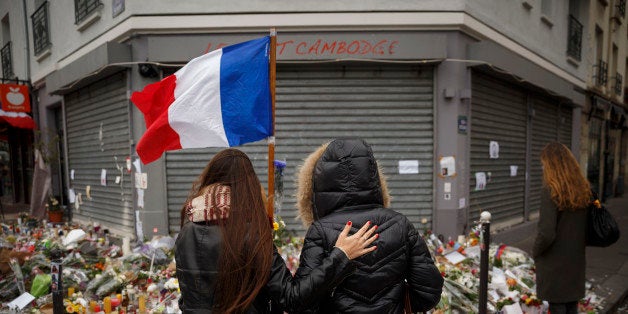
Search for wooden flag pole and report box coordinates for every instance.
[267,28,277,223]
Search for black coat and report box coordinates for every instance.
[175,222,356,313]
[295,139,443,313]
[533,188,587,302]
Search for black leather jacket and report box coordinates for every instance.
[175,222,356,313]
[295,139,443,313]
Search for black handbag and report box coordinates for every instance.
[586,195,620,247]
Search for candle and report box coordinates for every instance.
[90,300,98,312]
[457,235,466,245]
[104,296,112,313]
[122,237,131,256]
[111,297,121,308]
[138,294,146,313]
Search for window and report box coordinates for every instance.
[31,1,51,56]
[569,0,580,17]
[595,59,608,86]
[541,0,554,26]
[567,15,583,60]
[74,0,101,24]
[1,41,13,78]
[617,0,626,17]
[587,117,602,195]
[1,14,12,78]
[1,14,10,44]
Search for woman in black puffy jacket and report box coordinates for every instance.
[295,138,443,313]
[175,148,378,313]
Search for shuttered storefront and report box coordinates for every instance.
[528,97,573,218]
[167,64,434,234]
[558,104,573,146]
[469,73,527,227]
[65,72,135,236]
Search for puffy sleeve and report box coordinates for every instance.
[266,222,355,312]
[533,187,558,258]
[406,219,444,312]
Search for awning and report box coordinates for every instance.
[0,110,36,129]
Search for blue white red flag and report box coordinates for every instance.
[131,36,271,164]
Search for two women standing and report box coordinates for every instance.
[175,139,443,313]
[175,148,378,313]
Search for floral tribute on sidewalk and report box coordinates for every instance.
[428,226,602,314]
[1,216,181,313]
[0,215,602,313]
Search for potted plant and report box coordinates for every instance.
[46,195,63,223]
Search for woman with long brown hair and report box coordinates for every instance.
[533,142,591,314]
[175,148,378,313]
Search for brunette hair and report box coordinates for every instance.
[180,148,272,313]
[540,142,592,211]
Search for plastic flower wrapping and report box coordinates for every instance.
[272,216,303,275]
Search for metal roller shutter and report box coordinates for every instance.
[470,73,527,228]
[528,97,559,217]
[558,104,573,147]
[65,72,134,236]
[528,98,573,217]
[167,64,434,234]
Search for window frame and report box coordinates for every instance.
[31,1,51,56]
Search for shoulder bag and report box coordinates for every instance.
[586,195,620,247]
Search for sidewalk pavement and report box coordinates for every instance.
[494,194,628,313]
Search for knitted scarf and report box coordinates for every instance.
[185,184,231,223]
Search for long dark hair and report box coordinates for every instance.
[541,142,592,210]
[180,148,272,313]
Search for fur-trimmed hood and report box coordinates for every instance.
[296,138,391,227]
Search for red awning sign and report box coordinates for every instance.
[0,110,36,129]
[0,83,31,113]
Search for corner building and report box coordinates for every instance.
[4,0,623,239]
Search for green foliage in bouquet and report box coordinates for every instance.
[496,297,515,310]
[272,216,299,248]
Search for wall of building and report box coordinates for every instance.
[465,0,590,85]
[0,0,29,80]
[27,0,466,84]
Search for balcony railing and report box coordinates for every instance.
[615,73,623,95]
[618,0,626,17]
[1,42,13,78]
[567,15,583,61]
[594,60,608,86]
[74,0,101,24]
[31,1,51,55]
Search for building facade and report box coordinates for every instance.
[581,0,627,201]
[0,0,37,215]
[1,0,625,240]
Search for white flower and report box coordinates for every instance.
[164,277,179,290]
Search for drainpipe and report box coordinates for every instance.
[21,0,37,130]
[21,0,30,80]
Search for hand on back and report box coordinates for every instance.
[334,221,378,260]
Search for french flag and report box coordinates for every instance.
[131,36,272,164]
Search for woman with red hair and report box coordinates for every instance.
[534,142,591,314]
